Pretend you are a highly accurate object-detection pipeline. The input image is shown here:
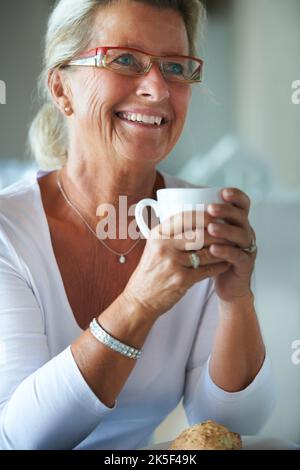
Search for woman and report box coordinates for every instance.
[0,0,275,450]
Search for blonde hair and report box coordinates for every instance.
[29,0,206,169]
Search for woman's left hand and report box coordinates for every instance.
[207,188,257,303]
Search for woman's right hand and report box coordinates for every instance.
[123,211,231,321]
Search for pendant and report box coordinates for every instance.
[119,255,126,264]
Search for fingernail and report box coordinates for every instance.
[211,244,222,255]
[223,189,234,197]
[208,223,220,234]
[208,204,219,213]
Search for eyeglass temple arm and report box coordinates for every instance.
[69,51,104,67]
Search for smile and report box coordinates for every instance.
[115,111,168,127]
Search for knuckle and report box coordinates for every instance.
[197,248,207,263]
[164,256,176,271]
[203,264,215,277]
[155,240,168,257]
[171,272,184,286]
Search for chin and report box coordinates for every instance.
[119,146,167,165]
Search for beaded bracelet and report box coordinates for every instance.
[89,318,142,360]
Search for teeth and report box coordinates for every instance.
[119,112,163,126]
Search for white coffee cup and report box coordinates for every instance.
[135,187,224,244]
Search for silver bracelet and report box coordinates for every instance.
[89,318,142,360]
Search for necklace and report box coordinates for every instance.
[56,172,142,264]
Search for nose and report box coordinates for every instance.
[136,63,170,102]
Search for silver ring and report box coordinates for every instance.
[242,237,257,254]
[189,252,201,269]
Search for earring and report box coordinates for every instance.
[64,106,73,115]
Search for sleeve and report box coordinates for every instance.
[0,227,115,450]
[182,285,276,435]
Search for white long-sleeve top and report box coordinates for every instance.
[0,170,275,450]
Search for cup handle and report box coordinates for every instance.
[135,198,159,239]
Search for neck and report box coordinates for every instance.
[57,154,164,241]
[61,162,162,212]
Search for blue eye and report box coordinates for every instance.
[165,62,184,76]
[172,64,183,74]
[115,54,135,66]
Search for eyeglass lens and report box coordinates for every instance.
[104,48,201,82]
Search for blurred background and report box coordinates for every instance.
[0,0,300,445]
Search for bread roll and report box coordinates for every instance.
[168,420,242,450]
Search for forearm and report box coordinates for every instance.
[71,292,155,407]
[209,292,265,392]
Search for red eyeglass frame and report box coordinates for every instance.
[68,46,204,83]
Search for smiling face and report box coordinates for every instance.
[64,0,192,168]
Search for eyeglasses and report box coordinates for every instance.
[67,46,204,84]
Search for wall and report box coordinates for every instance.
[158,9,236,175]
[0,0,52,161]
[234,0,300,189]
